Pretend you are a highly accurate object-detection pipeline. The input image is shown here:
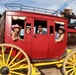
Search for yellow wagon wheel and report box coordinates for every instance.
[0,44,31,75]
[63,50,76,75]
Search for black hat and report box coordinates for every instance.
[58,26,65,33]
[38,25,43,28]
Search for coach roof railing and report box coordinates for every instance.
[5,3,61,16]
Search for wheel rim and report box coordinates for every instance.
[63,50,76,75]
[0,44,31,75]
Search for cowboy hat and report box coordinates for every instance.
[11,24,22,30]
[64,7,72,11]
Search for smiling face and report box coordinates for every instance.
[58,29,63,34]
[26,27,31,34]
[38,26,43,32]
[14,27,20,32]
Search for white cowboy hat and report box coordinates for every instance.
[64,7,72,11]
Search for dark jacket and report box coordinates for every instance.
[37,30,47,34]
[60,11,76,23]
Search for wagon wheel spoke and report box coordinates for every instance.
[6,47,13,65]
[2,46,5,65]
[66,68,74,74]
[70,69,75,75]
[10,63,28,70]
[72,54,76,62]
[68,57,75,64]
[0,59,3,66]
[63,50,76,75]
[75,71,76,75]
[10,67,28,71]
[66,61,74,65]
[65,65,73,69]
[8,51,21,67]
[9,58,27,68]
[10,71,26,75]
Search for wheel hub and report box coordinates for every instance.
[0,66,9,75]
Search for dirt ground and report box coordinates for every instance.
[38,65,64,75]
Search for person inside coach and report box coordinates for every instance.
[11,24,22,41]
[26,27,31,34]
[55,26,65,42]
[37,25,47,34]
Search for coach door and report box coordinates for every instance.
[31,19,48,58]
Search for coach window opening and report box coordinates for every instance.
[50,26,54,35]
[55,21,65,42]
[11,16,26,39]
[34,20,47,34]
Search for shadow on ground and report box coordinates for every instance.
[37,65,64,75]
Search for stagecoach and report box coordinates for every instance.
[0,3,76,75]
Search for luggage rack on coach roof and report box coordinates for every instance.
[5,3,61,16]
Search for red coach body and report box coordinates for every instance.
[4,10,68,60]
